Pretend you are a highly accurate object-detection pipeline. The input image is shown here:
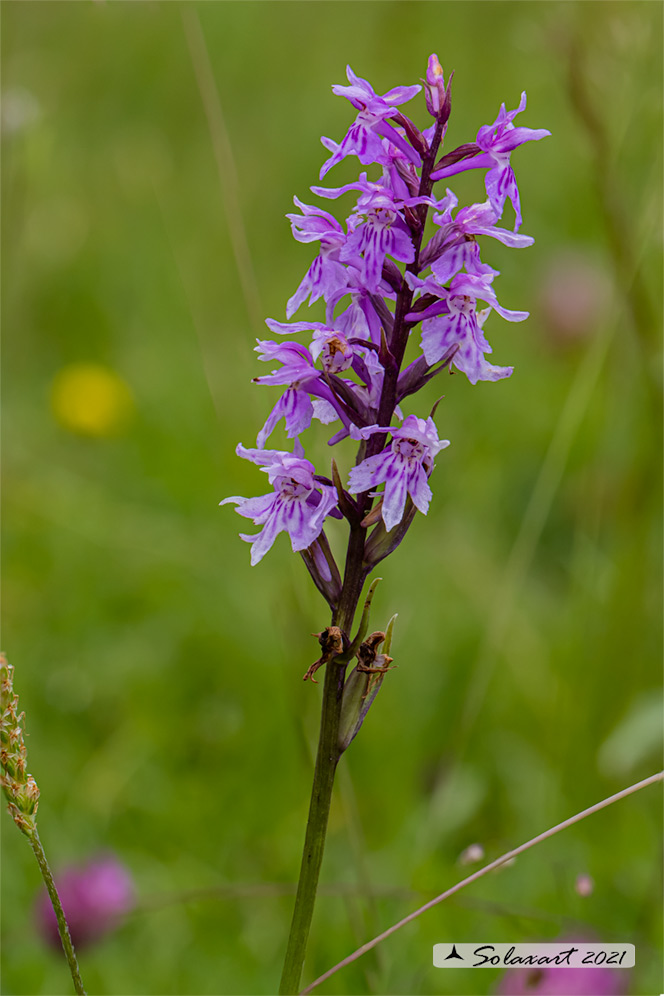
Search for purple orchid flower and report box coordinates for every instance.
[253,340,318,446]
[347,414,449,531]
[320,65,421,178]
[407,270,527,384]
[476,91,551,230]
[430,92,550,229]
[264,319,355,365]
[221,446,339,565]
[253,339,358,446]
[223,58,546,581]
[326,285,385,345]
[285,197,348,317]
[419,190,535,282]
[309,329,354,374]
[312,175,414,292]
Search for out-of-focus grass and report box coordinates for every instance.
[2,3,661,995]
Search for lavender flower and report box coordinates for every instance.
[476,92,551,230]
[320,65,421,178]
[253,341,319,447]
[432,93,550,230]
[348,415,449,531]
[222,56,547,597]
[312,174,415,292]
[421,189,535,282]
[35,855,134,949]
[221,446,339,565]
[407,269,527,383]
[285,198,347,317]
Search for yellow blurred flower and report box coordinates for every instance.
[50,362,134,437]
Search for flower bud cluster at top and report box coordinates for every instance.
[222,55,549,608]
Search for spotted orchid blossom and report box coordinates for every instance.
[419,190,535,283]
[285,198,348,317]
[348,415,449,531]
[253,339,357,446]
[223,57,547,585]
[406,271,527,383]
[309,329,354,374]
[253,341,318,447]
[266,318,354,365]
[320,65,421,179]
[221,446,339,566]
[264,318,377,390]
[312,175,414,292]
[430,92,550,230]
[476,92,551,230]
[326,286,384,345]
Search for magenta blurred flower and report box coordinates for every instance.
[36,854,134,949]
[496,943,625,995]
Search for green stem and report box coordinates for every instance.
[28,830,87,996]
[279,546,367,995]
[278,657,346,994]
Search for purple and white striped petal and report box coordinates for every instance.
[222,447,338,565]
[347,415,449,530]
[257,389,314,448]
[287,254,348,317]
[380,452,409,531]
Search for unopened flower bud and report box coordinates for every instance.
[424,54,446,117]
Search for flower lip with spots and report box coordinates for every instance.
[348,415,450,532]
[221,446,339,565]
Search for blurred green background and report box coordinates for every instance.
[2,2,662,994]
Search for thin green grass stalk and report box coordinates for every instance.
[28,830,87,996]
[301,770,664,994]
[182,8,264,336]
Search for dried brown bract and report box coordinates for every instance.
[356,631,394,674]
[303,626,346,683]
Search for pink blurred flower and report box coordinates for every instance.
[575,874,595,897]
[35,854,134,949]
[538,252,611,347]
[496,942,625,996]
